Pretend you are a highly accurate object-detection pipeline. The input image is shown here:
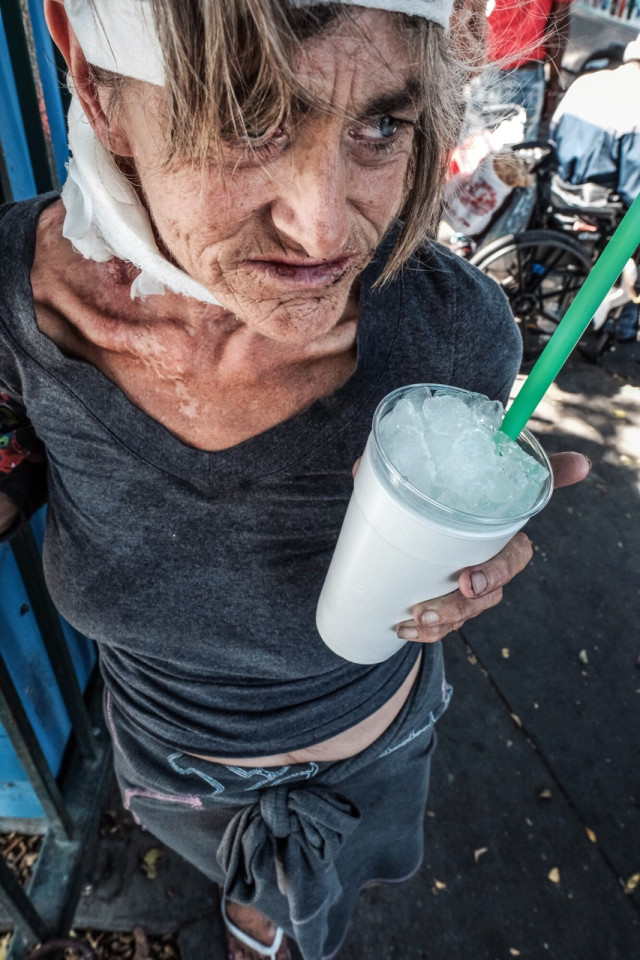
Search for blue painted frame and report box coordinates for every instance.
[0,4,37,199]
[0,0,68,200]
[0,510,96,820]
[0,1,90,823]
[27,0,69,184]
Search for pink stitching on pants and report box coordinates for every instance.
[124,788,203,815]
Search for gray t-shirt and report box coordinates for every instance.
[0,194,521,756]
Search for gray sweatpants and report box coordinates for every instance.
[106,644,451,960]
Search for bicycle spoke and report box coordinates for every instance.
[540,306,563,325]
[539,280,584,301]
[471,231,593,367]
[510,248,537,294]
[540,271,586,307]
[533,245,568,274]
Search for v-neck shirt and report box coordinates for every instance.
[0,194,521,756]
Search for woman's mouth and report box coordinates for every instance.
[244,255,357,287]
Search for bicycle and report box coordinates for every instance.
[458,140,633,366]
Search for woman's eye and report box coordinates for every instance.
[350,114,412,157]
[244,125,277,142]
[367,115,399,139]
[226,125,288,161]
[245,125,287,149]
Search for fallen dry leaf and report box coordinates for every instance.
[140,847,165,880]
[474,847,488,863]
[624,872,640,894]
[547,867,561,884]
[69,929,179,960]
[538,788,552,800]
[501,647,510,659]
[509,950,521,957]
[433,879,447,890]
[586,828,597,844]
[0,833,43,886]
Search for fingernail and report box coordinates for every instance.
[471,571,488,595]
[420,610,439,625]
[398,626,419,640]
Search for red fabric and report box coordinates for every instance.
[487,0,570,70]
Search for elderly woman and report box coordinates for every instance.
[0,1,588,958]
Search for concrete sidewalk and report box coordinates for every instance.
[70,348,640,960]
[335,348,640,960]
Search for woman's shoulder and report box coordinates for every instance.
[0,193,61,308]
[394,238,522,406]
[404,239,516,330]
[0,196,59,392]
[0,192,59,247]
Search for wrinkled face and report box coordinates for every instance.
[111,10,421,343]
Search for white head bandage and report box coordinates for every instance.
[64,0,454,86]
[64,0,165,85]
[61,0,454,302]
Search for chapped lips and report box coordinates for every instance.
[245,254,357,286]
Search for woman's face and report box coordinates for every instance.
[111,10,422,343]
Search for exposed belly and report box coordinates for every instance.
[187,650,422,767]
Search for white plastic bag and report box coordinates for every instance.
[443,154,514,236]
[444,105,528,237]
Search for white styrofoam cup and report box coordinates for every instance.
[316,384,553,664]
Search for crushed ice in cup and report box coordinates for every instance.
[378,387,548,518]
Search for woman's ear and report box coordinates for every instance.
[44,0,133,156]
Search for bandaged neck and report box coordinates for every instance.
[61,92,221,302]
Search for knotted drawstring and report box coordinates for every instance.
[218,783,360,960]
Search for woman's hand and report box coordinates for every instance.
[394,451,591,644]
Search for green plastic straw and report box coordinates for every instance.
[500,190,640,440]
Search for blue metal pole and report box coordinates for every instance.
[0,4,37,199]
[27,0,68,184]
[0,652,73,838]
[11,527,98,761]
[0,855,51,945]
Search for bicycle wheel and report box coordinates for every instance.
[470,229,592,364]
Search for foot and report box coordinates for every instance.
[223,899,291,960]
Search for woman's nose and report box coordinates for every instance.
[270,148,351,259]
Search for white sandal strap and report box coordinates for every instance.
[221,898,284,958]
